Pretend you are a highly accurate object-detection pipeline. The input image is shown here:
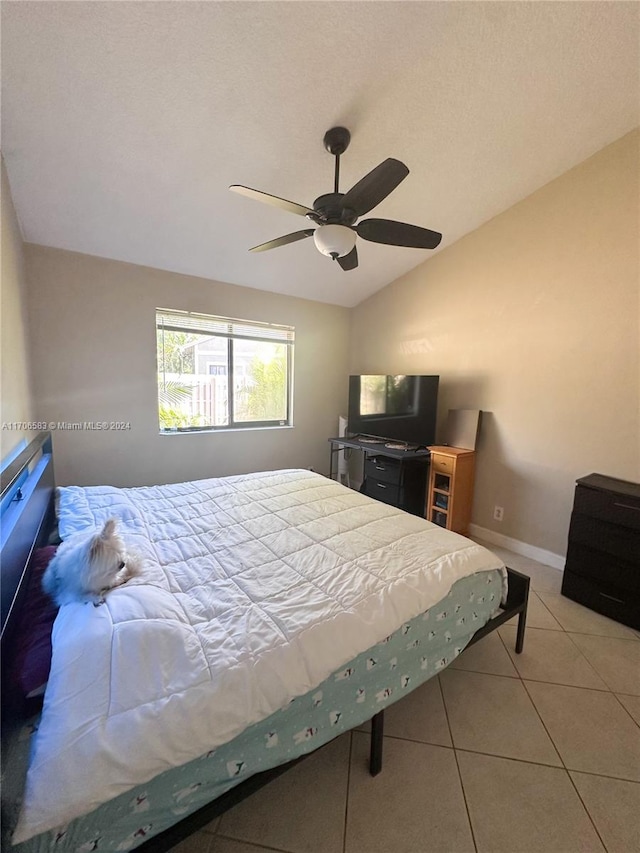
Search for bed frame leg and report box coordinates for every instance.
[514,572,530,654]
[369,710,384,776]
[515,607,527,654]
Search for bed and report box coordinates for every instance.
[1,432,529,852]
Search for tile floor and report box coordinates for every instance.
[171,543,640,853]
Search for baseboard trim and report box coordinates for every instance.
[468,524,565,571]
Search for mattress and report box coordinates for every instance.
[13,469,506,843]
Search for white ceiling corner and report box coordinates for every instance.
[1,1,639,308]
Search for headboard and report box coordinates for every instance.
[1,432,56,726]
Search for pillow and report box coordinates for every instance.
[11,545,59,699]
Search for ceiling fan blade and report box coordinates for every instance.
[356,218,442,250]
[249,229,315,253]
[230,185,315,218]
[337,246,358,271]
[340,158,409,217]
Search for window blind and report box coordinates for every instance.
[156,309,295,344]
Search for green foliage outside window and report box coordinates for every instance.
[157,379,202,430]
[237,345,287,422]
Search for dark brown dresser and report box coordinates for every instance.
[561,473,640,630]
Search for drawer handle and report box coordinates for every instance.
[613,502,640,513]
[375,465,385,471]
[599,592,626,605]
[376,483,387,489]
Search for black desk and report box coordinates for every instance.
[328,437,430,516]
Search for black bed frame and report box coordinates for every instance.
[0,432,530,853]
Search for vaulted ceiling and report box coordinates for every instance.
[2,2,639,307]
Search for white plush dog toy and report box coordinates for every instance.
[42,518,140,606]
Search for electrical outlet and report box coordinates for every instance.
[493,505,504,522]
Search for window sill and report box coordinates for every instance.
[159,425,294,436]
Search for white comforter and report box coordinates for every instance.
[15,470,505,842]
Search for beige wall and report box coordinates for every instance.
[25,247,350,486]
[1,156,34,460]
[350,130,640,558]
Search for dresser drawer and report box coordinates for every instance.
[568,513,640,564]
[565,542,640,592]
[561,570,640,630]
[364,456,402,486]
[574,484,640,532]
[362,478,401,507]
[430,455,454,475]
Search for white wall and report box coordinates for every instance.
[25,246,350,486]
[350,130,640,559]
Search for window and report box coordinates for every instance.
[156,309,294,432]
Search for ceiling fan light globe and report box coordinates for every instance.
[313,224,356,259]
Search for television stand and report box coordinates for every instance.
[328,437,430,517]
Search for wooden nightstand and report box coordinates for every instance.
[426,446,475,534]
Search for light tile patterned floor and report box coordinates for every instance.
[171,544,640,853]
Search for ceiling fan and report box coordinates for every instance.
[230,127,442,271]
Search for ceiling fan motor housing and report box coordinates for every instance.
[311,193,357,225]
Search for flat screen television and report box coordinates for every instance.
[348,375,439,447]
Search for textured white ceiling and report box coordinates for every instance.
[2,2,639,308]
